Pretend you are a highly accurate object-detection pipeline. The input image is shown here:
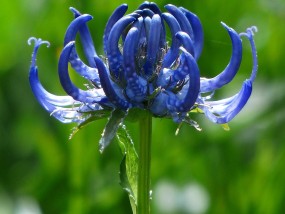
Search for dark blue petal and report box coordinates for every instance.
[123,27,147,102]
[200,23,243,93]
[202,80,252,124]
[164,4,193,40]
[139,1,160,14]
[175,31,195,57]
[139,1,166,45]
[58,42,105,104]
[63,14,93,45]
[103,4,128,54]
[167,49,200,112]
[141,8,155,17]
[95,56,131,110]
[121,13,143,44]
[161,12,181,68]
[133,17,144,52]
[179,7,204,59]
[119,10,143,42]
[144,14,162,77]
[69,7,97,67]
[107,15,136,79]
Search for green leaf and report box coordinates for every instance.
[116,125,138,214]
[99,109,127,153]
[69,109,111,140]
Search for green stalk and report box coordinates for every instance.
[137,111,152,214]
[68,137,85,214]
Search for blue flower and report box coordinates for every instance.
[28,2,257,127]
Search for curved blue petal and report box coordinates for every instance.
[202,80,252,124]
[239,26,258,82]
[95,56,131,110]
[156,32,194,88]
[103,4,128,55]
[123,27,147,102]
[164,4,193,40]
[106,15,136,79]
[200,23,243,93]
[141,8,155,17]
[167,49,200,113]
[69,7,81,17]
[201,26,258,124]
[69,48,100,87]
[28,38,77,107]
[30,67,85,123]
[139,1,166,45]
[69,7,97,67]
[161,12,181,68]
[63,14,93,45]
[179,7,204,59]
[133,17,144,53]
[63,14,97,70]
[175,31,195,57]
[28,38,86,123]
[143,16,151,40]
[144,14,162,77]
[139,1,161,14]
[58,42,105,104]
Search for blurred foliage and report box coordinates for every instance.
[0,0,285,213]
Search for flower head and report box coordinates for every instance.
[28,2,257,128]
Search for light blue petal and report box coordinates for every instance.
[202,80,252,124]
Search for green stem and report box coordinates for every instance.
[137,111,152,214]
[68,137,85,214]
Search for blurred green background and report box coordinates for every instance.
[0,0,285,213]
